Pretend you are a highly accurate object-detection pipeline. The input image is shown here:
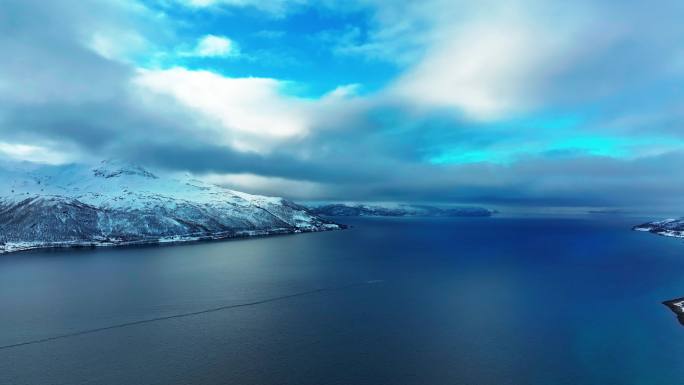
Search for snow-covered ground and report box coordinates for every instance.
[633,218,684,238]
[0,160,340,254]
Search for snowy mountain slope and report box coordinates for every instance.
[0,160,340,254]
[633,218,684,238]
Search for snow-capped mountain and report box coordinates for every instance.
[0,160,340,254]
[633,218,684,238]
[308,203,495,217]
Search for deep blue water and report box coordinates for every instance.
[1,216,684,385]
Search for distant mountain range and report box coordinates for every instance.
[0,160,340,254]
[633,218,684,238]
[307,203,495,217]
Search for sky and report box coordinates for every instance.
[1,0,684,212]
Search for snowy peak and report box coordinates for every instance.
[92,160,158,180]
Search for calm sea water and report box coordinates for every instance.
[1,216,684,385]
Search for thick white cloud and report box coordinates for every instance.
[362,0,684,121]
[191,35,238,57]
[88,30,149,62]
[391,17,577,120]
[355,1,589,120]
[134,67,314,152]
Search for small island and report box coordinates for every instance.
[633,218,684,238]
[634,219,684,326]
[663,298,684,326]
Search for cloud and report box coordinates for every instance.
[89,30,149,62]
[134,67,315,152]
[179,0,307,16]
[201,173,326,199]
[355,1,587,120]
[0,142,77,165]
[2,0,684,214]
[323,84,361,99]
[391,18,572,120]
[189,34,239,57]
[332,0,684,123]
[0,0,219,162]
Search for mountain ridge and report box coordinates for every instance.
[307,203,495,217]
[0,160,341,254]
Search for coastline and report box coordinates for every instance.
[0,224,344,256]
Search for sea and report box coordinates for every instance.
[1,215,683,385]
